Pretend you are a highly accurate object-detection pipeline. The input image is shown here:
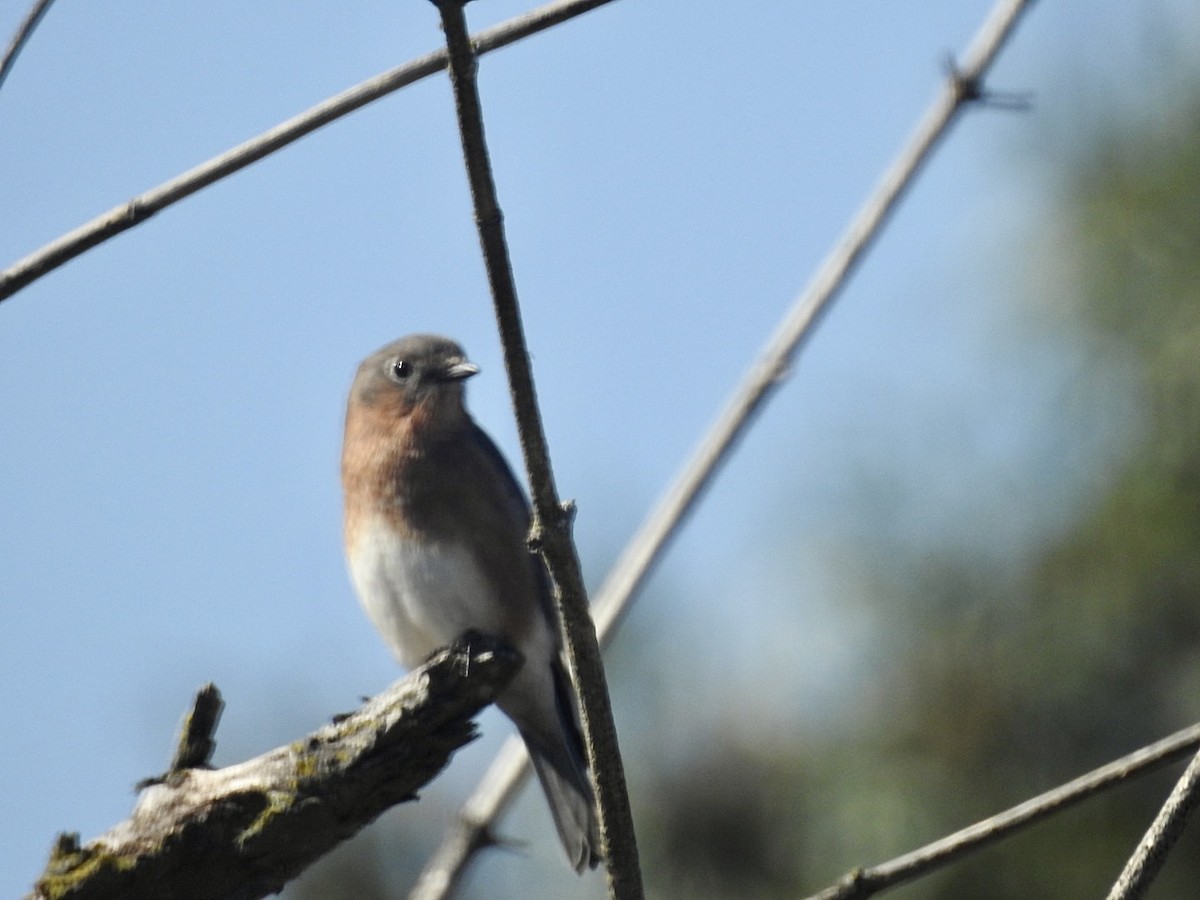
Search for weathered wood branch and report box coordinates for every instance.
[29,637,522,900]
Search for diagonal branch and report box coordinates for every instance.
[805,721,1200,900]
[589,0,1035,642]
[432,2,642,898]
[409,1,1036,896]
[0,0,620,304]
[0,0,56,92]
[1105,743,1200,900]
[27,638,521,900]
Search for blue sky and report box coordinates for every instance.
[2,1,1198,896]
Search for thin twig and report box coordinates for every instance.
[0,0,55,92]
[408,2,1036,896]
[1105,744,1200,900]
[0,0,619,304]
[804,722,1200,900]
[433,1,642,898]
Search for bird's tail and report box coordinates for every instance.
[524,734,603,873]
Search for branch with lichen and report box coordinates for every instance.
[28,637,521,900]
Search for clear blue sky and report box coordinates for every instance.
[2,1,1197,896]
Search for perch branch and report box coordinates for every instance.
[409,0,1036,896]
[29,638,521,900]
[433,1,642,897]
[0,0,620,304]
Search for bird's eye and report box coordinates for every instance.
[391,359,412,380]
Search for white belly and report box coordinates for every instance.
[348,515,507,667]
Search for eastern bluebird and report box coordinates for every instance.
[341,333,601,872]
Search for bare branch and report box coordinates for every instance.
[0,0,56,92]
[804,721,1200,900]
[409,735,531,899]
[410,738,533,899]
[409,1,1036,896]
[1105,745,1200,900]
[165,682,224,774]
[432,1,642,897]
[0,0,620,305]
[28,638,521,900]
[590,0,1035,642]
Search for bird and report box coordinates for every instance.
[340,333,602,872]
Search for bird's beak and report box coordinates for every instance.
[443,360,480,381]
